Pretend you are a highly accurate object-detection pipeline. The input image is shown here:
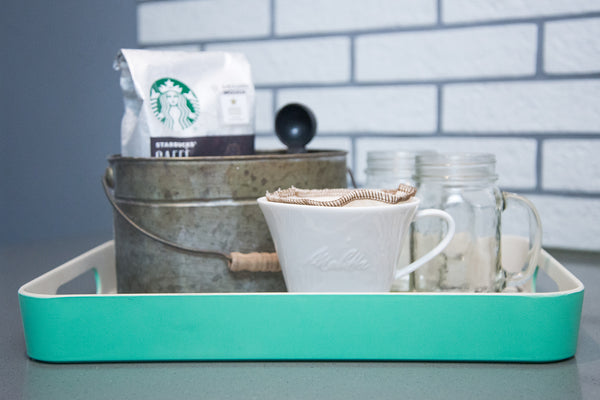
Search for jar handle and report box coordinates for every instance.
[393,209,455,279]
[502,192,542,288]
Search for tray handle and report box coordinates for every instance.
[19,241,118,296]
[102,169,281,273]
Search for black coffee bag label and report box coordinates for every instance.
[151,136,254,157]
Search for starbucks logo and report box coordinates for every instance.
[150,78,199,130]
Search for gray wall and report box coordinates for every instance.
[1,0,137,245]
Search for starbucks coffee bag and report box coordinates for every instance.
[115,49,255,157]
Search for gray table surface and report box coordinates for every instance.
[2,235,599,400]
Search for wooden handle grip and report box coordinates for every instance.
[229,252,281,272]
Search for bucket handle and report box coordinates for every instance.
[102,168,281,273]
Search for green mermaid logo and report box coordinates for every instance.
[150,78,199,130]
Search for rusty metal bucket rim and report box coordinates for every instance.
[107,149,347,164]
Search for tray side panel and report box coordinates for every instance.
[19,291,583,363]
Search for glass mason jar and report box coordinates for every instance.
[365,150,434,291]
[412,153,542,292]
[365,151,432,188]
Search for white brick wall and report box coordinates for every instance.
[443,0,600,23]
[206,37,350,85]
[528,195,600,250]
[255,90,274,133]
[278,86,437,133]
[138,0,270,44]
[137,1,600,251]
[543,139,600,192]
[356,25,537,81]
[545,17,600,74]
[275,0,437,35]
[443,80,600,133]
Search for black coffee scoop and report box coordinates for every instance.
[275,103,317,153]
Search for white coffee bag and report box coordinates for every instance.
[114,49,255,157]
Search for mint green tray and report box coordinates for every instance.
[19,241,583,363]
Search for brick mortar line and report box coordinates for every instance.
[536,22,545,77]
[349,35,356,83]
[435,85,443,134]
[499,189,600,199]
[254,74,600,90]
[440,133,600,140]
[253,87,277,124]
[269,0,276,37]
[440,11,600,26]
[436,0,443,25]
[536,137,544,192]
[256,133,600,140]
[351,137,358,185]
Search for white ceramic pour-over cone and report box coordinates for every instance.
[257,196,455,293]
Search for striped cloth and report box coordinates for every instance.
[265,185,416,207]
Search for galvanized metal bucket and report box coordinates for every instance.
[104,151,347,293]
